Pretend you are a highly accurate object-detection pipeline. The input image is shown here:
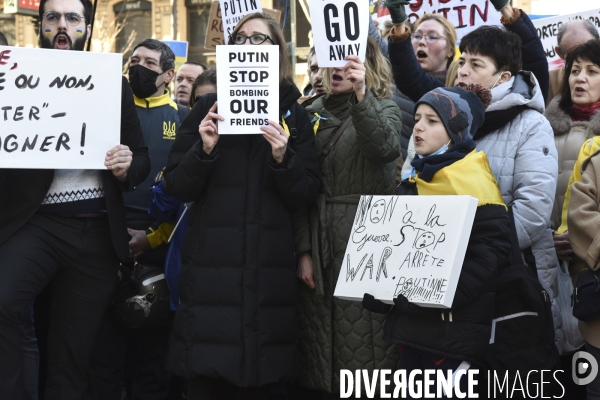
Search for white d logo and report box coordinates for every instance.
[573,351,599,385]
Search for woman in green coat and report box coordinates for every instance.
[296,37,403,395]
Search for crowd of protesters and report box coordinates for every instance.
[2,0,600,398]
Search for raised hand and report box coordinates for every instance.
[199,101,223,155]
[490,0,509,11]
[385,0,411,25]
[344,55,367,102]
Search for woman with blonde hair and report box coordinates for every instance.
[295,36,402,397]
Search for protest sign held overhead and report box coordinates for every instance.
[334,195,478,308]
[532,8,600,70]
[216,45,279,134]
[0,47,121,169]
[205,1,282,50]
[403,0,502,40]
[219,0,263,40]
[309,0,369,67]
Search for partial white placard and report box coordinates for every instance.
[309,0,369,67]
[0,47,121,169]
[532,8,600,70]
[216,45,279,135]
[405,0,502,40]
[334,195,478,309]
[219,0,263,40]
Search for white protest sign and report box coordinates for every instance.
[0,47,121,169]
[219,0,263,40]
[532,9,600,70]
[216,45,279,134]
[405,0,502,40]
[309,0,369,67]
[334,195,478,308]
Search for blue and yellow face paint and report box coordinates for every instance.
[76,30,83,36]
[44,29,52,35]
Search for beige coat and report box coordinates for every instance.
[547,68,565,107]
[545,97,600,230]
[569,150,600,347]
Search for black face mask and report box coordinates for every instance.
[128,64,164,99]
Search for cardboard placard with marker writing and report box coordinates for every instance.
[334,195,478,308]
[204,1,282,50]
[0,47,121,169]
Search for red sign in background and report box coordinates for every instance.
[19,0,39,12]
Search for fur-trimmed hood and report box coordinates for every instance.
[545,96,600,137]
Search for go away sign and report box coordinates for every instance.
[309,0,369,67]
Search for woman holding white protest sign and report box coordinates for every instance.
[295,36,402,396]
[162,12,321,400]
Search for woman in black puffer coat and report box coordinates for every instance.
[163,12,321,399]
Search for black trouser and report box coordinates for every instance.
[85,311,172,400]
[0,214,119,400]
[187,377,288,400]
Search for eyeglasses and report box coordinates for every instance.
[411,33,446,44]
[230,33,274,45]
[43,12,86,26]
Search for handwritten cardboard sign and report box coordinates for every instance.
[0,47,121,169]
[334,195,478,308]
[204,2,282,50]
[219,0,263,40]
[216,45,279,134]
[532,8,600,70]
[405,0,502,40]
[309,0,369,67]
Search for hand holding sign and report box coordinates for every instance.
[105,145,133,182]
[385,0,410,24]
[199,101,223,155]
[343,55,366,102]
[261,120,288,164]
[490,0,510,12]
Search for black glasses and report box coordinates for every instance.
[231,33,274,45]
[43,12,86,26]
[411,33,446,44]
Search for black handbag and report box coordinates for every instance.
[572,268,600,322]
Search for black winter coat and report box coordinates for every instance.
[384,181,511,364]
[164,85,321,386]
[0,77,150,261]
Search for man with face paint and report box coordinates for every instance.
[0,0,150,398]
[86,38,188,400]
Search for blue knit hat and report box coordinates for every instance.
[414,84,490,143]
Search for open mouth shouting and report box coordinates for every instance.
[331,72,344,87]
[416,50,428,62]
[415,135,424,146]
[53,33,72,50]
[574,86,586,97]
